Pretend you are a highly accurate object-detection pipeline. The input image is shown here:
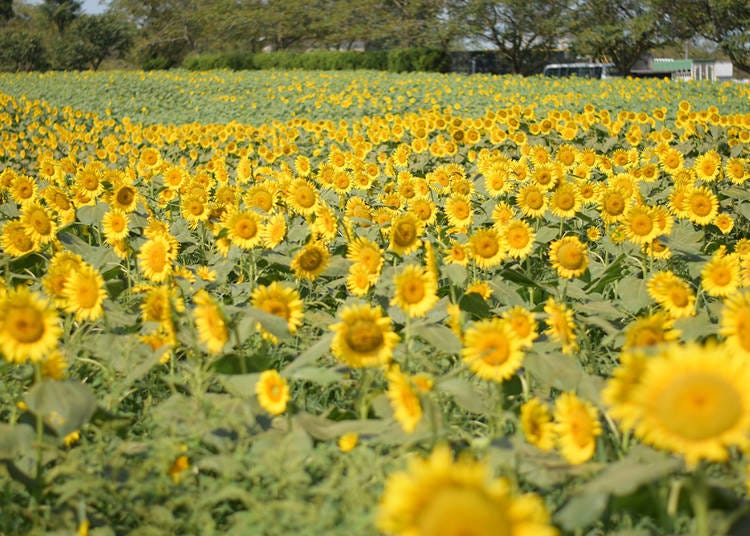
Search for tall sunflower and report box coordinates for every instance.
[62,263,106,322]
[193,290,228,355]
[391,264,439,318]
[386,365,423,433]
[544,298,578,355]
[388,212,423,256]
[520,397,555,451]
[461,318,524,382]
[647,270,696,318]
[224,209,262,250]
[330,303,400,368]
[0,286,61,364]
[291,241,330,281]
[701,252,740,298]
[255,369,290,415]
[251,282,304,341]
[137,235,176,283]
[548,236,588,279]
[553,392,602,465]
[468,227,506,269]
[377,444,557,536]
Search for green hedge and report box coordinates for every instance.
[183,48,450,72]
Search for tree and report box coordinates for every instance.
[459,0,569,74]
[0,0,13,22]
[661,0,749,73]
[40,0,82,35]
[62,13,135,70]
[570,0,673,76]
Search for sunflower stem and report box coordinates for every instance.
[357,368,374,421]
[690,469,710,536]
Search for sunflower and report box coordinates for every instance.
[311,203,338,243]
[377,444,557,536]
[444,194,473,230]
[549,236,588,279]
[609,342,750,467]
[444,239,469,266]
[41,349,68,380]
[193,289,228,355]
[553,392,602,465]
[502,306,538,348]
[714,213,734,234]
[251,281,303,340]
[502,219,535,260]
[725,157,748,184]
[386,365,423,433]
[468,227,506,269]
[224,209,262,250]
[109,183,139,212]
[720,291,750,354]
[102,209,129,242]
[9,174,37,206]
[647,271,696,318]
[601,350,649,429]
[622,204,659,245]
[181,196,210,228]
[701,252,740,298]
[515,183,548,218]
[685,186,718,226]
[544,298,578,355]
[286,178,318,215]
[409,196,437,226]
[291,241,330,281]
[330,303,400,368]
[21,202,57,245]
[623,311,680,350]
[137,235,176,283]
[693,150,721,182]
[549,182,580,219]
[462,318,524,382]
[392,264,439,318]
[599,187,628,223]
[389,212,423,256]
[255,369,290,415]
[0,286,61,364]
[1,220,37,257]
[346,263,378,297]
[62,263,106,322]
[520,397,555,451]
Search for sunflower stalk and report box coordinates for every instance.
[357,368,375,421]
[689,469,710,536]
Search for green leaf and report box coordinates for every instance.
[411,323,461,354]
[580,446,681,496]
[444,264,467,286]
[617,276,651,314]
[295,412,390,441]
[555,492,608,531]
[524,351,582,392]
[76,202,108,226]
[0,422,35,460]
[235,305,290,342]
[459,292,490,319]
[289,365,343,386]
[285,332,334,372]
[25,380,98,438]
[436,378,492,414]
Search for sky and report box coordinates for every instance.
[80,0,109,14]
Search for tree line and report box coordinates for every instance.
[0,0,747,75]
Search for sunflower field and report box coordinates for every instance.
[0,68,749,535]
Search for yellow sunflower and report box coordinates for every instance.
[224,209,262,250]
[502,306,538,348]
[377,444,557,536]
[109,183,139,213]
[389,212,423,256]
[193,289,228,355]
[462,318,524,382]
[520,397,555,451]
[548,182,580,219]
[610,342,750,467]
[515,184,548,218]
[137,235,176,283]
[251,281,304,340]
[0,286,61,364]
[62,263,106,322]
[685,186,718,226]
[720,291,750,354]
[386,365,423,433]
[330,303,400,368]
[543,298,578,355]
[445,194,473,230]
[255,369,290,415]
[622,311,681,350]
[601,350,649,429]
[548,236,588,279]
[21,202,57,245]
[346,236,384,276]
[391,264,439,318]
[502,219,535,260]
[647,271,696,318]
[622,204,659,245]
[291,241,330,281]
[553,392,602,465]
[1,220,37,257]
[286,178,319,215]
[469,227,506,269]
[102,209,129,242]
[701,252,740,298]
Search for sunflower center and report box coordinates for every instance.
[479,338,510,366]
[507,229,529,249]
[556,192,575,210]
[603,194,625,215]
[557,243,585,270]
[524,191,544,209]
[261,299,289,319]
[299,249,323,271]
[393,222,417,247]
[655,374,743,441]
[710,267,731,286]
[234,217,258,239]
[669,286,689,307]
[294,185,316,208]
[30,211,52,235]
[401,280,425,304]
[690,196,711,216]
[345,319,384,354]
[75,279,100,309]
[735,316,750,352]
[7,306,45,343]
[451,202,470,219]
[474,235,499,258]
[634,327,662,347]
[417,486,510,536]
[631,214,653,236]
[567,405,596,448]
[116,187,135,206]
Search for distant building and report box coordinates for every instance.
[630,53,733,80]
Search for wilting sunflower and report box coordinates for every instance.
[1,220,37,257]
[251,282,303,340]
[389,212,423,256]
[291,241,330,281]
[520,397,555,451]
[554,392,602,465]
[0,286,61,364]
[391,264,439,318]
[548,236,588,279]
[462,318,524,382]
[386,365,423,433]
[330,303,400,368]
[62,263,106,322]
[468,227,506,269]
[377,444,557,536]
[255,369,290,415]
[544,298,578,355]
[607,342,750,467]
[193,289,228,355]
[137,235,176,283]
[701,252,740,298]
[224,209,262,250]
[647,270,696,318]
[720,291,750,354]
[623,311,680,350]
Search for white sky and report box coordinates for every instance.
[80,0,109,14]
